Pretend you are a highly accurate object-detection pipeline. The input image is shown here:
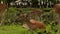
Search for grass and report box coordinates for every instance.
[0,25,38,34]
[0,25,28,34]
[0,25,60,34]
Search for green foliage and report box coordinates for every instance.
[0,25,28,34]
[5,7,17,25]
[2,8,60,34]
[0,25,59,34]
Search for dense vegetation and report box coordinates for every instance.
[0,7,59,34]
[0,0,60,34]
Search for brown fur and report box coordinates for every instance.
[0,3,7,25]
[54,4,60,15]
[23,19,46,30]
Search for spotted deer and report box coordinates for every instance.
[0,1,7,25]
[23,19,46,34]
[23,19,46,29]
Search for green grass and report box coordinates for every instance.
[0,25,38,34]
[0,25,27,34]
[0,25,60,34]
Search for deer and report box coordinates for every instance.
[22,19,46,34]
[0,1,7,25]
[54,4,60,27]
[22,10,45,34]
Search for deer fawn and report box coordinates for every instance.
[23,19,46,34]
